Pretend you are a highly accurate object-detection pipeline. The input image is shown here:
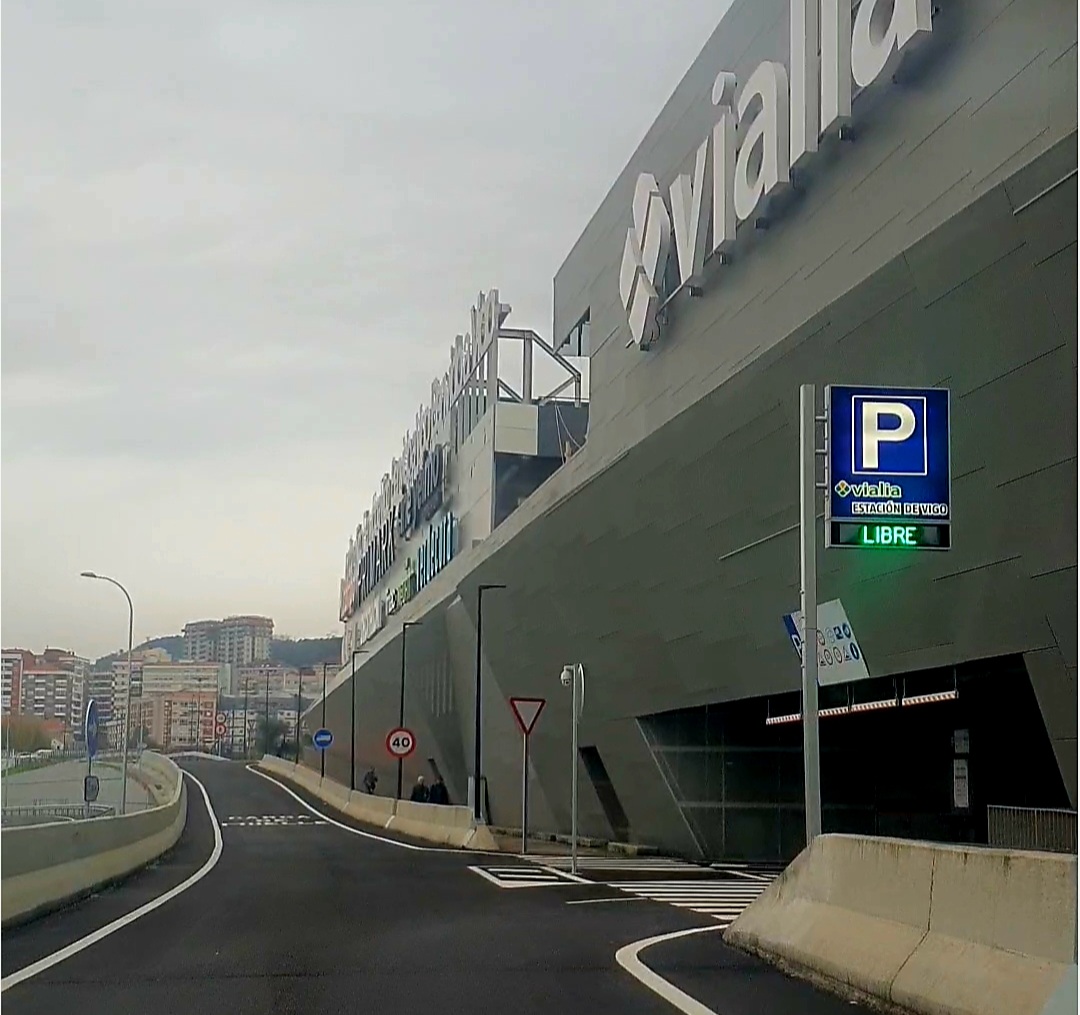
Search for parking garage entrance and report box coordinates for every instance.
[638,654,1070,862]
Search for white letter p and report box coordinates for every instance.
[861,401,916,469]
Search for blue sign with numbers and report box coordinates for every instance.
[826,386,951,549]
[312,728,334,751]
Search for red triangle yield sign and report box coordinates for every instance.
[509,697,546,736]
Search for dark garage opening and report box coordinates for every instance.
[639,654,1070,862]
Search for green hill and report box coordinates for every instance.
[94,634,341,670]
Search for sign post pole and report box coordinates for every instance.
[799,384,822,844]
[508,697,546,857]
[521,732,529,856]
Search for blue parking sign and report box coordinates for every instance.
[827,386,951,550]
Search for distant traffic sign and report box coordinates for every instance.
[215,712,227,724]
[84,774,100,803]
[214,722,228,737]
[84,699,99,760]
[313,728,334,751]
[509,697,546,736]
[826,385,951,550]
[385,727,416,759]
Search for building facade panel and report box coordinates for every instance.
[317,0,1076,859]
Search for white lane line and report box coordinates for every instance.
[1,771,224,993]
[566,896,650,905]
[246,765,506,856]
[615,925,724,1015]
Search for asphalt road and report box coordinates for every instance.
[1,759,873,1015]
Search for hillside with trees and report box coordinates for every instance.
[94,634,341,669]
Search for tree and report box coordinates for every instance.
[2,715,52,752]
[254,716,289,757]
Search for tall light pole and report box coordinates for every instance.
[243,677,250,758]
[397,622,422,800]
[295,672,303,763]
[349,647,368,791]
[81,571,133,816]
[320,662,331,779]
[561,663,584,876]
[264,670,271,756]
[473,584,505,822]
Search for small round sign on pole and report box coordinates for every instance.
[385,727,416,759]
[313,728,334,751]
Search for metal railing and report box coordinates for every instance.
[1,802,116,827]
[987,805,1078,854]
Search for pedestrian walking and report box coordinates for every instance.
[409,775,429,803]
[428,776,450,806]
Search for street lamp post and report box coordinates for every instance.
[320,662,330,778]
[243,678,249,759]
[473,584,505,822]
[295,674,302,763]
[349,647,368,791]
[560,663,584,876]
[81,571,133,816]
[397,622,422,801]
[264,672,271,756]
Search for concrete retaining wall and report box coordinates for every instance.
[0,752,188,927]
[257,757,497,850]
[725,833,1078,1015]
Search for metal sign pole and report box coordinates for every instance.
[571,665,581,876]
[521,732,529,856]
[800,384,822,843]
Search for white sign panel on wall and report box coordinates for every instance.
[783,598,870,686]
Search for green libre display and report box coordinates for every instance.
[829,522,952,550]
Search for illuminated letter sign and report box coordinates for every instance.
[827,385,950,550]
[416,513,457,593]
[620,0,933,349]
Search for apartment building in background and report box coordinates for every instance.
[183,616,274,667]
[233,663,321,697]
[142,661,229,697]
[1,651,24,715]
[2,649,89,729]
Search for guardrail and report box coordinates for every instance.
[988,804,1078,854]
[0,751,187,926]
[1,803,116,826]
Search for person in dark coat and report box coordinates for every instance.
[362,768,378,795]
[409,776,429,803]
[427,776,450,806]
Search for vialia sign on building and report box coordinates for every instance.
[620,0,934,349]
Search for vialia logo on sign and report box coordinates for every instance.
[619,0,934,349]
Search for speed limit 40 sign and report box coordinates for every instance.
[385,727,416,759]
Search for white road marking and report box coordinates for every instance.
[566,896,650,905]
[540,856,708,872]
[246,765,505,856]
[611,880,766,922]
[616,925,724,1015]
[1,771,224,993]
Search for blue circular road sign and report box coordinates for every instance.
[312,728,333,751]
[85,699,99,760]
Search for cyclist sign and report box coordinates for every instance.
[385,727,416,759]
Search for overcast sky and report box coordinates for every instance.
[2,0,730,659]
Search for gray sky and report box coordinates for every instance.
[2,0,729,660]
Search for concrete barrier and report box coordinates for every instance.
[257,757,497,850]
[725,833,1078,1015]
[1,752,188,927]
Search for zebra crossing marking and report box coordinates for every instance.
[609,880,769,924]
[535,856,710,873]
[221,814,327,827]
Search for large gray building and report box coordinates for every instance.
[313,0,1077,861]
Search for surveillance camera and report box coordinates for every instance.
[560,665,574,688]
